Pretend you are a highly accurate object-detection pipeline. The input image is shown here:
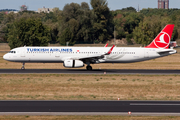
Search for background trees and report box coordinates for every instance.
[58,0,113,45]
[113,8,180,45]
[91,0,113,43]
[133,15,179,45]
[7,17,50,49]
[58,3,81,46]
[113,12,143,44]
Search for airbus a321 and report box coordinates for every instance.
[3,24,177,70]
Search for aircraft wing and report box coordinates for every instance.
[68,45,115,63]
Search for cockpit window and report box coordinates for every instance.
[8,51,16,53]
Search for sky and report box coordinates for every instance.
[0,0,179,11]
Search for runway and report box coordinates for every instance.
[0,101,180,116]
[0,69,180,74]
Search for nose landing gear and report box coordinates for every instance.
[21,62,25,70]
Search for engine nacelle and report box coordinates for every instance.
[63,60,84,68]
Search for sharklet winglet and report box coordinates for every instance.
[105,45,115,55]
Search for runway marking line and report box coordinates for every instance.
[130,103,180,106]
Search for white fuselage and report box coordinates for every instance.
[3,46,176,64]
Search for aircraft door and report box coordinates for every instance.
[21,48,25,57]
[55,51,60,57]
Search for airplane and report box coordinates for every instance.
[3,24,177,70]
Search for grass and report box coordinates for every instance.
[0,74,180,100]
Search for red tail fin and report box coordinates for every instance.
[145,24,174,49]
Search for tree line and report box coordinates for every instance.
[0,0,180,49]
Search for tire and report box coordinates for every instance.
[86,66,92,71]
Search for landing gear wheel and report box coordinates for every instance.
[86,66,92,71]
[21,63,25,70]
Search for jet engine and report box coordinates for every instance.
[63,60,84,68]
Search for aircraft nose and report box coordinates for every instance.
[3,54,9,60]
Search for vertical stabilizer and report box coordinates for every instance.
[145,24,174,49]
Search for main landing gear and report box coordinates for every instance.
[86,65,92,71]
[21,62,25,70]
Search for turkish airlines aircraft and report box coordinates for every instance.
[3,24,177,70]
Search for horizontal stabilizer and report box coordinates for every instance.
[156,49,177,54]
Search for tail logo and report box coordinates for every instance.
[154,32,170,48]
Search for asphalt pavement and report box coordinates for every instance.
[0,69,180,74]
